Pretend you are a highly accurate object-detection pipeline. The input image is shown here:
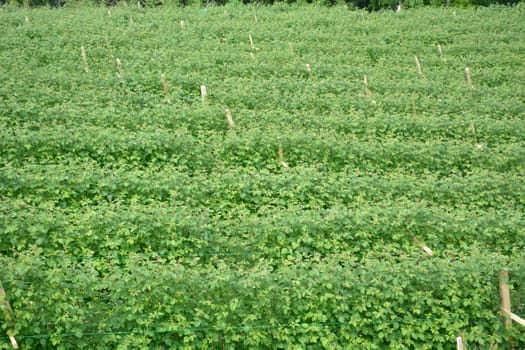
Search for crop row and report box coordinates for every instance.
[1,250,524,349]
[2,127,524,174]
[1,162,524,210]
[1,198,523,258]
[3,100,525,143]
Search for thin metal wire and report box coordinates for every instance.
[7,316,481,340]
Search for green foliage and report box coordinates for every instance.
[1,0,523,10]
[0,4,524,348]
[1,251,524,349]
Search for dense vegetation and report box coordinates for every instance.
[1,0,524,12]
[1,4,524,348]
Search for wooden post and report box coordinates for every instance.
[500,269,525,326]
[413,236,433,256]
[278,146,288,168]
[363,75,371,98]
[81,46,89,73]
[500,269,512,329]
[24,16,29,23]
[414,55,423,76]
[249,34,255,49]
[161,74,170,102]
[254,15,258,23]
[456,336,464,350]
[116,58,123,78]
[200,85,207,103]
[225,108,234,128]
[469,121,477,143]
[465,67,472,86]
[180,20,186,30]
[305,64,311,76]
[437,44,445,64]
[509,313,525,327]
[0,283,18,349]
[469,121,484,150]
[129,15,133,24]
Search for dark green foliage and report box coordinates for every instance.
[0,5,524,348]
[1,251,525,349]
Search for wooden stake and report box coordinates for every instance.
[456,336,464,350]
[107,9,111,17]
[24,16,29,23]
[129,15,133,24]
[225,108,234,127]
[422,245,433,256]
[81,46,89,73]
[509,313,525,327]
[254,15,258,23]
[9,336,18,349]
[116,58,123,78]
[437,44,445,64]
[200,85,207,103]
[249,34,255,49]
[465,67,472,86]
[250,52,256,62]
[469,121,484,150]
[469,121,477,144]
[500,269,512,329]
[161,74,168,96]
[161,74,170,102]
[364,75,372,98]
[0,283,18,349]
[305,63,311,75]
[278,146,288,168]
[137,1,141,8]
[413,236,433,256]
[180,20,186,30]
[414,55,423,76]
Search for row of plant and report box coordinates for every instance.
[1,250,524,349]
[2,163,524,210]
[2,127,523,174]
[2,67,521,117]
[1,198,523,258]
[3,102,525,143]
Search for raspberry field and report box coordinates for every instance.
[1,3,524,348]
